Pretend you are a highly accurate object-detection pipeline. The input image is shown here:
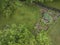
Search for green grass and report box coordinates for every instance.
[45,2,60,45]
[45,1,60,9]
[0,2,40,29]
[42,1,60,45]
[48,17,60,45]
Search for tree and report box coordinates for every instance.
[0,0,19,18]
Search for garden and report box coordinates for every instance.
[0,0,60,45]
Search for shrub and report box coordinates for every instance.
[36,30,52,45]
[0,24,36,45]
[0,24,52,45]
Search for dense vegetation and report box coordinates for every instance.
[1,0,60,45]
[0,24,51,45]
[0,0,54,18]
[0,0,19,18]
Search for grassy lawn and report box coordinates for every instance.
[45,1,60,9]
[46,2,60,45]
[48,17,60,45]
[0,2,40,29]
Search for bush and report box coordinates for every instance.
[36,30,52,45]
[0,24,37,45]
[1,0,19,18]
[0,24,52,45]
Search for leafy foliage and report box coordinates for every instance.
[36,30,52,45]
[0,24,37,45]
[0,0,52,45]
[0,0,19,18]
[0,24,52,45]
[0,0,54,18]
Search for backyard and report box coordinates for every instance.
[0,0,60,45]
